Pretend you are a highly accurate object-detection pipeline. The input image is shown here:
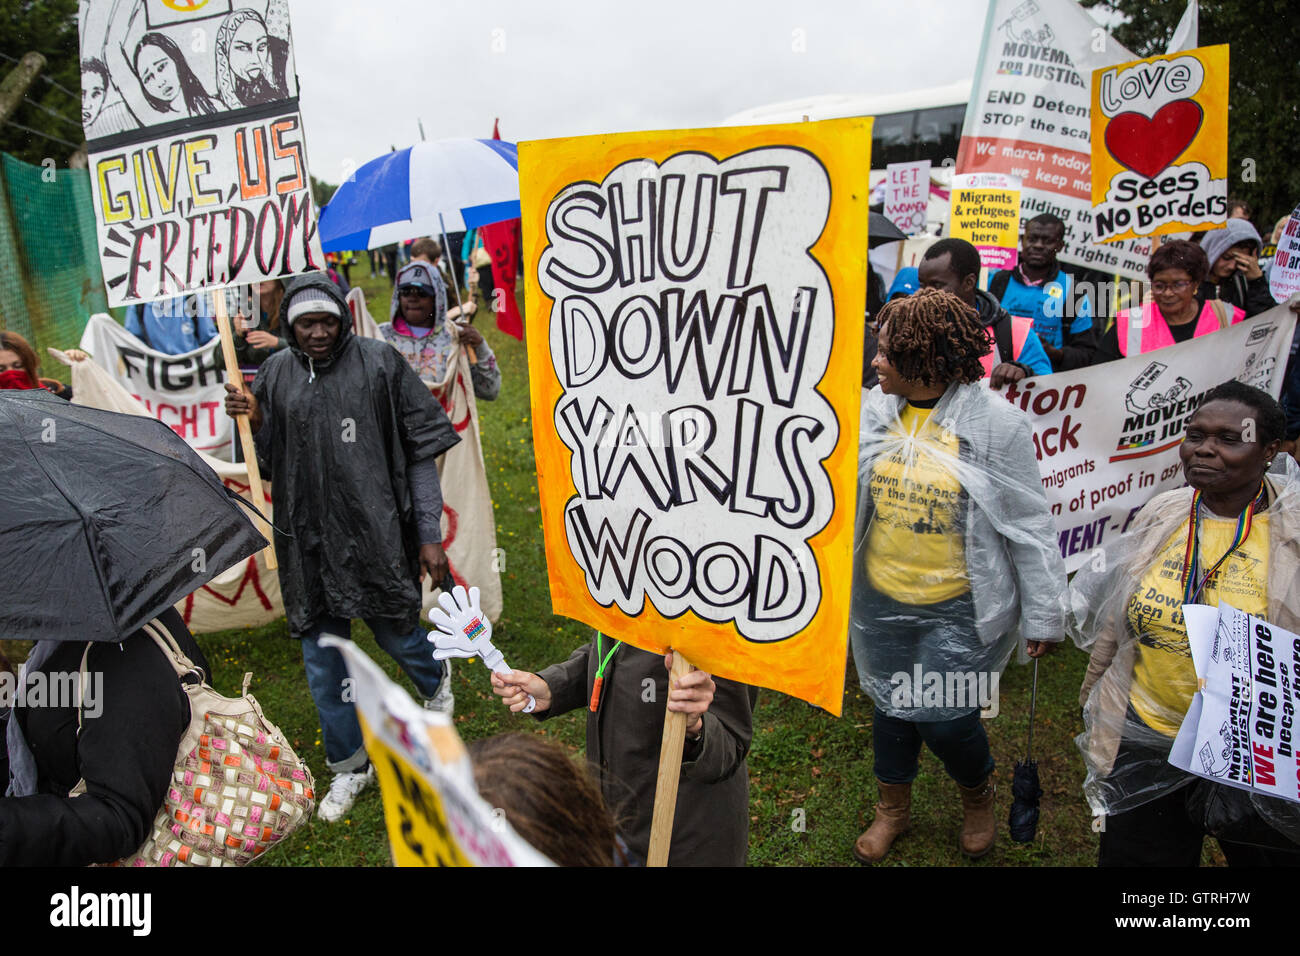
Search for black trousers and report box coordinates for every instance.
[1100,730,1300,866]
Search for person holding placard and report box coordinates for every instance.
[1071,382,1300,866]
[851,289,1065,864]
[490,640,757,866]
[1094,241,1244,364]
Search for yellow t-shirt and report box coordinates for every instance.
[1128,513,1270,736]
[865,404,969,604]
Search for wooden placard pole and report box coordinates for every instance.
[646,649,693,867]
[213,293,277,569]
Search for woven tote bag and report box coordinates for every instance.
[74,620,316,866]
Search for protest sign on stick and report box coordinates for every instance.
[521,118,870,863]
[1091,45,1229,244]
[885,160,931,237]
[79,0,323,306]
[79,0,323,572]
[949,172,1021,271]
[519,118,870,714]
[323,637,553,867]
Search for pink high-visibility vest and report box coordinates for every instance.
[979,314,1034,376]
[1115,300,1243,356]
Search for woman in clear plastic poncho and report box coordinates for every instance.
[1071,381,1300,866]
[851,289,1067,864]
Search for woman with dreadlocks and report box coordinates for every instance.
[851,288,1067,864]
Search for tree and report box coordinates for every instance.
[0,0,82,166]
[312,175,338,209]
[1083,0,1300,233]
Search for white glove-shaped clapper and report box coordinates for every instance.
[426,584,535,713]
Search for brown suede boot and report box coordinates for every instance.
[957,779,996,859]
[853,781,911,864]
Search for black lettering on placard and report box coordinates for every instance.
[539,148,840,641]
[96,115,321,304]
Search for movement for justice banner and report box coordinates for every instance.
[957,0,1151,279]
[999,305,1296,573]
[519,119,871,714]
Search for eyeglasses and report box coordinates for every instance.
[1151,280,1193,293]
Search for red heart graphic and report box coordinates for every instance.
[1104,100,1204,179]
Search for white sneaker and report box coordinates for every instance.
[424,660,454,716]
[317,766,375,823]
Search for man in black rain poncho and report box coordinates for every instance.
[224,274,460,823]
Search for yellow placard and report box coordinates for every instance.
[1091,44,1229,244]
[519,119,872,714]
[360,715,473,867]
[949,186,1021,270]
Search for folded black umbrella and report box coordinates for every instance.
[868,212,908,247]
[0,389,267,642]
[1009,658,1043,844]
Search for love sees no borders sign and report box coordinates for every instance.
[1090,45,1229,244]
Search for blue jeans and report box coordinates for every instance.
[301,615,444,772]
[872,706,993,788]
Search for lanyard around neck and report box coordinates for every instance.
[589,632,622,713]
[1180,482,1266,605]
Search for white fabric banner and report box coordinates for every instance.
[993,306,1297,572]
[957,0,1150,279]
[57,296,502,632]
[79,314,234,460]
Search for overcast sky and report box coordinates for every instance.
[288,0,998,185]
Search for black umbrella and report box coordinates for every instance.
[1009,658,1043,843]
[1,389,267,642]
[868,212,908,247]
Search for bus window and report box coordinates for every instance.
[914,104,964,164]
[871,111,915,167]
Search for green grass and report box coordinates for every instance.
[3,264,1227,866]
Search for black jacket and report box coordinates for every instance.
[537,641,757,866]
[0,609,205,866]
[1198,273,1276,318]
[251,275,460,636]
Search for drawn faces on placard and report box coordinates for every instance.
[134,37,182,110]
[132,32,217,118]
[217,9,287,108]
[81,59,111,125]
[230,18,273,85]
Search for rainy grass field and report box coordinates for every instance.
[3,266,1227,867]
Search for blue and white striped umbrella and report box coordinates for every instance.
[319,138,520,252]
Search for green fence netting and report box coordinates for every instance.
[0,152,109,370]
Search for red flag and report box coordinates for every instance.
[481,119,523,339]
